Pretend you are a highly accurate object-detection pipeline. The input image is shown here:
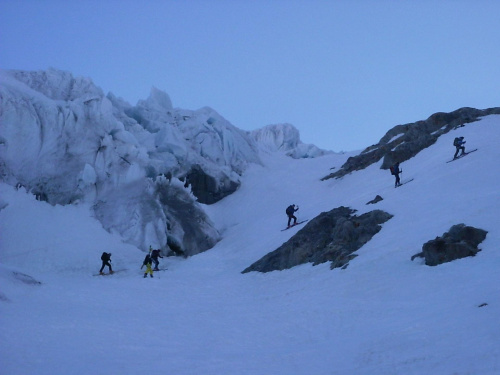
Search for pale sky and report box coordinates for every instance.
[1,0,499,151]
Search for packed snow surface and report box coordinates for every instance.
[1,116,500,374]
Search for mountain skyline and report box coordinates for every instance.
[2,1,500,151]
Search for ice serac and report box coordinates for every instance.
[251,123,332,158]
[125,89,261,203]
[0,68,262,255]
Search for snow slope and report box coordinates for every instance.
[1,115,499,374]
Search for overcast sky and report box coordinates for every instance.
[1,0,499,151]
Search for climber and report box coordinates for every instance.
[151,248,163,271]
[390,162,402,188]
[285,204,299,228]
[141,253,154,278]
[453,137,466,159]
[99,252,113,275]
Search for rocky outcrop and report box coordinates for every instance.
[366,195,383,205]
[322,107,500,180]
[411,224,488,266]
[242,206,393,273]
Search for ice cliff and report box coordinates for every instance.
[0,68,328,255]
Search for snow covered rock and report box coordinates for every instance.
[0,263,42,303]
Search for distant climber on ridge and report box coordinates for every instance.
[286,204,299,228]
[390,162,402,188]
[453,136,466,159]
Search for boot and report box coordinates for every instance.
[150,274,154,278]
[143,273,147,278]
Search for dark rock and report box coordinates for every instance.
[242,207,393,273]
[322,107,500,180]
[414,224,488,266]
[366,195,383,205]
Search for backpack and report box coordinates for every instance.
[286,205,294,215]
[390,165,396,175]
[453,137,461,147]
[101,252,109,261]
[143,254,151,265]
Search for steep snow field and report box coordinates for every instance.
[1,115,499,374]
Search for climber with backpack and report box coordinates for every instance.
[141,253,154,278]
[453,136,466,159]
[390,162,402,188]
[150,246,163,271]
[99,252,113,275]
[285,204,299,228]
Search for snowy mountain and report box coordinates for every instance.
[1,69,500,374]
[0,69,326,255]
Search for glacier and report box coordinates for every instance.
[0,68,327,255]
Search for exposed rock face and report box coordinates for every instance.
[412,224,488,266]
[322,107,500,180]
[242,207,393,273]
